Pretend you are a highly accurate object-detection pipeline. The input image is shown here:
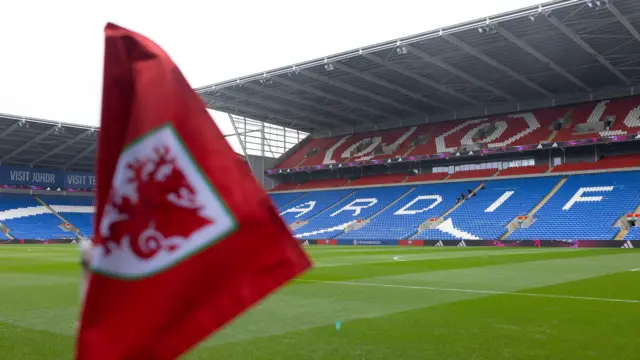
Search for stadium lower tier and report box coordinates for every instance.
[0,194,93,240]
[3,171,639,242]
[271,171,640,241]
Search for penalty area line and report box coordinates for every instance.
[298,279,640,304]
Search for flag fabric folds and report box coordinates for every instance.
[76,23,311,360]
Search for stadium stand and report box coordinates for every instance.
[404,124,443,158]
[270,182,300,192]
[340,181,478,240]
[270,193,304,209]
[292,186,412,239]
[625,227,640,240]
[497,165,549,177]
[277,138,333,169]
[551,154,640,173]
[447,169,497,180]
[3,169,639,242]
[553,98,640,142]
[271,154,640,190]
[270,170,640,242]
[508,172,640,241]
[405,172,449,183]
[273,96,640,171]
[298,178,349,190]
[348,174,407,186]
[38,196,94,237]
[0,194,69,240]
[414,177,560,240]
[300,126,420,167]
[5,102,633,242]
[279,189,353,224]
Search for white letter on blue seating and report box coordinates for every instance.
[562,186,614,211]
[280,201,316,218]
[484,191,514,213]
[394,195,442,215]
[330,198,377,217]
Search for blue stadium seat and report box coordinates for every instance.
[282,171,640,241]
[624,226,640,240]
[340,181,480,240]
[279,190,352,224]
[40,195,94,237]
[415,177,559,240]
[293,186,412,240]
[509,172,640,240]
[270,193,304,209]
[0,194,68,240]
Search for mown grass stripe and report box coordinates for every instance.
[298,279,640,304]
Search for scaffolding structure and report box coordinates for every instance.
[226,114,308,181]
[227,114,308,159]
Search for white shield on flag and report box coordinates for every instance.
[93,125,236,279]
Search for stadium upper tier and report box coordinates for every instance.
[271,171,640,241]
[275,95,640,170]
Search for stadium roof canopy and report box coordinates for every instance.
[0,113,97,172]
[196,0,640,136]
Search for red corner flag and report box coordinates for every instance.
[76,23,311,359]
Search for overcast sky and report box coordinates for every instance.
[1,0,543,149]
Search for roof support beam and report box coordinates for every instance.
[299,69,422,115]
[547,15,631,86]
[224,129,261,138]
[404,45,516,101]
[0,122,23,138]
[203,94,327,130]
[442,34,554,97]
[31,129,95,166]
[329,63,451,112]
[608,2,640,45]
[1,125,59,162]
[67,143,96,167]
[241,82,370,125]
[216,88,346,127]
[496,25,591,92]
[270,76,396,120]
[361,53,481,106]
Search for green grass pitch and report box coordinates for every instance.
[2,245,640,359]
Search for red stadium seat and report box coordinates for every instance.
[273,95,640,172]
[552,155,640,173]
[270,183,300,192]
[447,169,498,180]
[405,173,449,183]
[348,174,407,186]
[497,165,549,177]
[297,178,349,190]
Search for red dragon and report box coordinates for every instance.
[103,146,213,259]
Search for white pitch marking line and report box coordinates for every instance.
[630,268,640,272]
[299,279,640,304]
[312,248,584,268]
[392,256,406,261]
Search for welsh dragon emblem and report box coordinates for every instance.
[101,146,212,259]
